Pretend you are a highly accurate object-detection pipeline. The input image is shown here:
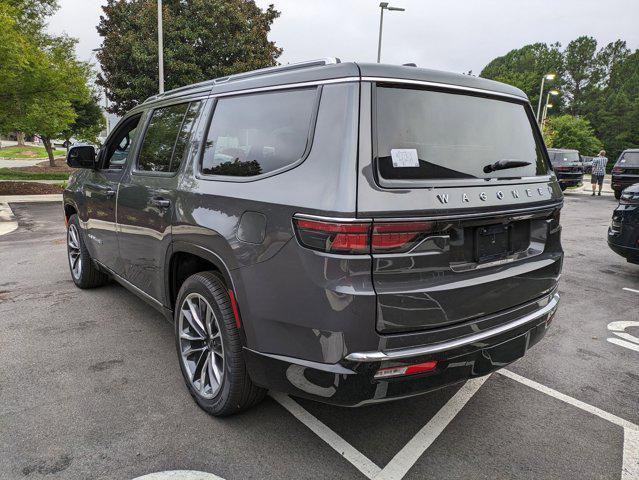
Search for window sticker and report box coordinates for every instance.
[391,149,420,168]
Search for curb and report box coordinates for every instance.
[0,194,63,203]
[0,203,18,236]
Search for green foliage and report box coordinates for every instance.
[62,94,106,144]
[0,0,100,165]
[480,43,564,113]
[96,0,282,115]
[0,168,70,180]
[544,115,602,155]
[0,145,65,158]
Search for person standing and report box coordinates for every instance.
[591,150,608,196]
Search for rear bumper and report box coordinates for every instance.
[608,236,639,263]
[244,292,559,406]
[611,176,639,191]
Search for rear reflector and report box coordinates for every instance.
[293,217,436,255]
[374,360,438,379]
[228,289,242,329]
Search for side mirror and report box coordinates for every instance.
[67,145,97,169]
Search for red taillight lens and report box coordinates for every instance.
[293,219,371,254]
[371,221,434,253]
[293,217,437,255]
[612,167,623,173]
[374,361,438,379]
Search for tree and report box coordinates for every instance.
[97,0,282,116]
[480,43,565,114]
[544,115,602,156]
[62,94,106,148]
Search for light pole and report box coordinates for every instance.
[536,73,556,125]
[158,0,165,94]
[91,47,110,137]
[541,89,559,125]
[377,2,405,63]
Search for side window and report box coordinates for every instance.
[171,101,201,172]
[103,115,141,170]
[137,103,190,173]
[201,88,317,177]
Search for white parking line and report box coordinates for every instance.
[499,370,639,480]
[270,391,382,479]
[622,287,639,294]
[374,376,489,480]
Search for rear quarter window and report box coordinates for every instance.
[200,88,318,178]
[618,151,639,166]
[375,86,548,184]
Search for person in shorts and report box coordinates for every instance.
[591,150,608,196]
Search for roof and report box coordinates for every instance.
[141,58,529,108]
[547,148,579,153]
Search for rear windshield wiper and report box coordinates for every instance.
[483,159,531,174]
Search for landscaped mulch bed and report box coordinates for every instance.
[0,182,64,195]
[11,158,72,174]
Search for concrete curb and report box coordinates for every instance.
[0,203,18,236]
[0,194,63,203]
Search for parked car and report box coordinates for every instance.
[547,148,584,191]
[608,183,639,264]
[581,155,593,174]
[62,59,563,416]
[612,149,639,200]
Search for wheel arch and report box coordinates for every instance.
[166,241,237,312]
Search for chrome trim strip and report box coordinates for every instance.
[362,76,527,101]
[345,293,560,362]
[95,260,164,309]
[211,77,360,98]
[294,201,562,224]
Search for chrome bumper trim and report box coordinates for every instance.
[345,294,560,362]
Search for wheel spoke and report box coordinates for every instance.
[185,298,206,336]
[191,348,208,383]
[180,329,205,341]
[182,344,207,357]
[199,353,210,391]
[209,352,221,386]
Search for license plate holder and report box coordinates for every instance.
[475,224,511,263]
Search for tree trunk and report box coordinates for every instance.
[16,131,26,146]
[42,137,55,167]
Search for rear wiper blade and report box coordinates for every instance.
[483,159,531,174]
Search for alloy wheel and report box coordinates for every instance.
[67,224,82,279]
[178,293,225,399]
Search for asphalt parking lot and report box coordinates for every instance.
[0,193,637,480]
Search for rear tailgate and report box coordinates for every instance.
[357,81,564,334]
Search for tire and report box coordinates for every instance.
[174,272,266,416]
[66,214,109,289]
[614,189,622,200]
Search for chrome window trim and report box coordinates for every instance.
[209,77,360,99]
[346,293,560,362]
[361,76,527,102]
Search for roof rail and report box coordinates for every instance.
[143,57,341,104]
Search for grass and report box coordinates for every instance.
[0,145,66,159]
[0,168,70,180]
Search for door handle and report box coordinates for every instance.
[151,197,171,209]
[105,188,116,198]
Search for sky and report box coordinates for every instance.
[48,0,639,78]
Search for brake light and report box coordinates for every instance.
[371,221,434,253]
[293,217,436,255]
[374,361,438,379]
[612,167,623,173]
[293,219,370,254]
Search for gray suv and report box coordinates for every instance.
[63,59,563,415]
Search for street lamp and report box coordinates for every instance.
[536,73,556,125]
[541,89,559,125]
[377,2,405,63]
[91,47,110,137]
[158,0,165,94]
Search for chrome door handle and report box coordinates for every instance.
[151,197,171,209]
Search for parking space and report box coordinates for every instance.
[0,197,637,480]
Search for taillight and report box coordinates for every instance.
[293,218,371,254]
[612,166,623,173]
[293,217,437,255]
[371,221,434,253]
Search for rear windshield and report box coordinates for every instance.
[618,151,639,166]
[549,151,580,163]
[375,86,549,182]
